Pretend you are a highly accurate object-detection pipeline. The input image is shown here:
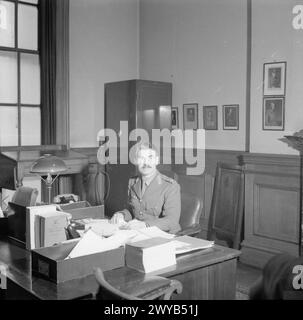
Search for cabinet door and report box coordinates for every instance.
[136,81,172,137]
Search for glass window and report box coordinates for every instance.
[0,1,40,148]
[0,106,18,146]
[18,3,38,50]
[21,106,41,145]
[20,53,40,104]
[0,51,17,103]
[0,0,15,47]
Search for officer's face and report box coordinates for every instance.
[136,148,159,177]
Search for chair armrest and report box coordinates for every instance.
[176,224,201,237]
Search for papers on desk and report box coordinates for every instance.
[65,229,136,259]
[76,218,119,237]
[171,236,214,254]
[65,226,175,259]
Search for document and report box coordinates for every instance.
[65,229,134,259]
[76,218,119,237]
[124,226,175,243]
[170,235,214,255]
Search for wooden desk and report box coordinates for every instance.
[0,150,89,190]
[0,239,240,300]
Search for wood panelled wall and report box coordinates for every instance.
[74,147,301,268]
[239,153,301,268]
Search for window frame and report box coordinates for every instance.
[0,0,41,149]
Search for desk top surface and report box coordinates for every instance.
[0,238,240,300]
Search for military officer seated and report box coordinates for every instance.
[110,142,181,234]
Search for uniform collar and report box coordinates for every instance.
[141,170,158,186]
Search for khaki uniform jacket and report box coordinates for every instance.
[121,171,181,234]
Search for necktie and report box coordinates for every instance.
[141,180,147,196]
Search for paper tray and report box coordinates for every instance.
[31,240,124,283]
[59,202,104,220]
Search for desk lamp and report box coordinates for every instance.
[30,154,67,204]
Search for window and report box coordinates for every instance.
[0,0,40,147]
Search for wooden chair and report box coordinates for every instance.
[207,162,245,249]
[94,268,182,300]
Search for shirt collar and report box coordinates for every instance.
[141,170,158,186]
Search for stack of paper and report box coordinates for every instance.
[125,237,176,273]
[170,235,214,255]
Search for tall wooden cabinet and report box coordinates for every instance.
[104,80,172,216]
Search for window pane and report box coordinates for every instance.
[21,106,41,145]
[0,51,17,103]
[20,53,40,104]
[0,1,15,47]
[0,106,18,146]
[18,4,37,50]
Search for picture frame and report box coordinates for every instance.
[203,105,218,130]
[263,61,286,96]
[171,107,179,129]
[262,97,284,131]
[222,104,239,130]
[183,103,198,130]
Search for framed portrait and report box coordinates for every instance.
[263,97,284,131]
[263,61,286,96]
[183,103,198,130]
[223,104,239,130]
[203,105,218,130]
[171,107,179,129]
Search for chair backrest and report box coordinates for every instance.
[179,192,202,230]
[11,186,38,207]
[94,268,182,300]
[207,162,244,249]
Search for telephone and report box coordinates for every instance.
[53,193,79,204]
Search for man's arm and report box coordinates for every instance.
[147,182,181,233]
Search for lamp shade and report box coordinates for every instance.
[30,154,67,174]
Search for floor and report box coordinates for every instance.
[235,262,262,300]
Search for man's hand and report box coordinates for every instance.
[110,212,126,226]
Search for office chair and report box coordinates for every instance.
[94,268,182,300]
[159,169,202,237]
[207,162,244,249]
[177,192,202,237]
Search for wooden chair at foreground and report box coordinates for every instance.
[94,268,183,300]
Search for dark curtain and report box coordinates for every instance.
[39,0,57,145]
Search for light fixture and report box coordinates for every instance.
[30,154,67,204]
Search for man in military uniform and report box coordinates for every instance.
[110,143,181,234]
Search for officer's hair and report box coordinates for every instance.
[135,142,159,157]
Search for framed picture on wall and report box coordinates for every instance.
[203,105,218,130]
[222,104,239,130]
[263,97,284,131]
[171,107,179,129]
[183,103,198,130]
[263,61,286,96]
